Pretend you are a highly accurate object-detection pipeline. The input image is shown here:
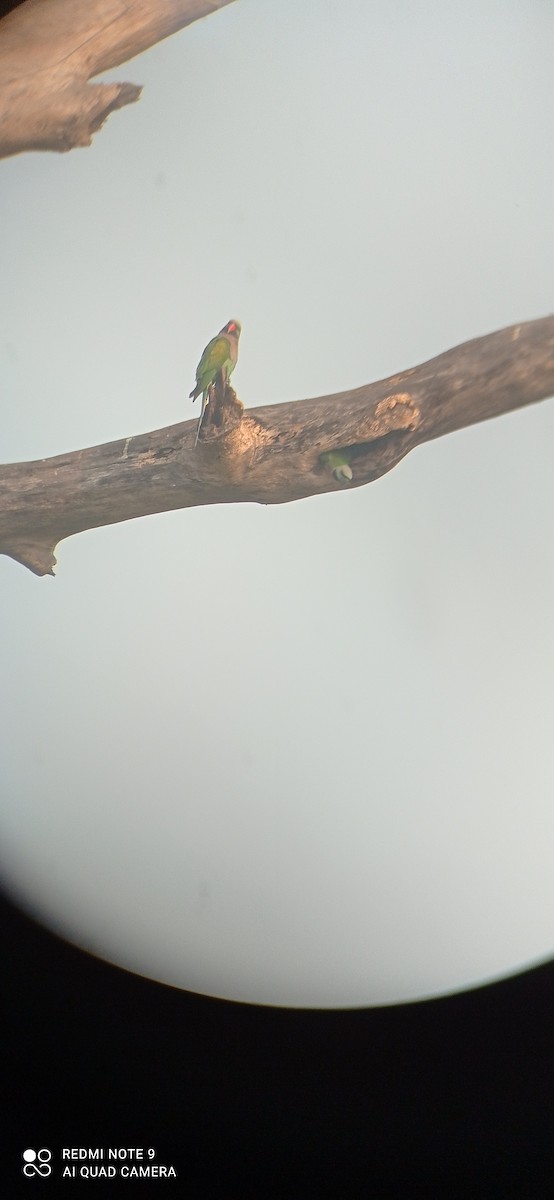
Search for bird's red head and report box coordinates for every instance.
[222,319,241,337]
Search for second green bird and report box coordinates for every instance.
[190,319,241,445]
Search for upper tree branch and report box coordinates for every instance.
[0,0,237,158]
[1,316,553,577]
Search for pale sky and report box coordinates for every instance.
[1,0,553,1007]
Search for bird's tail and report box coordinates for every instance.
[194,392,210,447]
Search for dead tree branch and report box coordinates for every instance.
[1,316,552,577]
[0,0,237,158]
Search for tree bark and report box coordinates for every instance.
[1,316,553,577]
[0,0,237,158]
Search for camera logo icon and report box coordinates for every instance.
[22,1148,52,1178]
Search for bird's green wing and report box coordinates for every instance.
[197,335,232,380]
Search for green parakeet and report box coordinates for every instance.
[189,319,241,445]
[320,449,353,483]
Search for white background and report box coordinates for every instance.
[1,0,553,1006]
